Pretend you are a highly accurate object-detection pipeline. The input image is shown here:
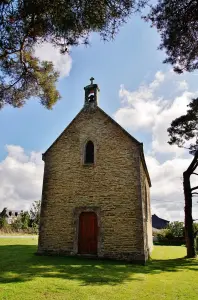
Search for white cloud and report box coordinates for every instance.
[146,155,198,221]
[115,71,167,131]
[151,91,195,154]
[34,42,72,78]
[0,145,44,212]
[114,71,198,154]
[177,80,188,91]
[115,71,167,130]
[149,71,165,89]
[114,71,198,221]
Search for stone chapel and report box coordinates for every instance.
[37,78,153,263]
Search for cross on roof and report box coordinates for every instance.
[90,77,94,85]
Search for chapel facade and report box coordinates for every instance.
[37,78,152,263]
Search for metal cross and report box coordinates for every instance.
[90,77,94,85]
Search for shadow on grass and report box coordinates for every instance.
[0,245,197,286]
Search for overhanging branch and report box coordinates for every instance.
[185,151,198,175]
[191,186,198,191]
[192,161,198,172]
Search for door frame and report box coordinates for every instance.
[73,206,101,256]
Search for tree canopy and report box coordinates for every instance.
[0,0,145,109]
[168,97,198,150]
[1,0,198,110]
[145,0,198,73]
[167,97,198,258]
[30,200,41,226]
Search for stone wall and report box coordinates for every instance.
[38,107,149,262]
[140,162,153,258]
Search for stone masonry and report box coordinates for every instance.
[38,79,152,263]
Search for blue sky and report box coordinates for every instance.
[0,16,164,159]
[0,15,198,221]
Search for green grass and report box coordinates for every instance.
[0,238,198,300]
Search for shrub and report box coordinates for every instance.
[156,229,173,241]
[195,236,198,253]
[11,217,23,231]
[155,228,185,245]
[167,221,184,238]
[0,217,8,229]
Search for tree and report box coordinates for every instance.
[168,97,198,258]
[30,200,41,226]
[0,207,8,229]
[167,221,184,238]
[194,222,198,236]
[0,0,146,109]
[0,207,7,218]
[20,211,30,229]
[11,216,23,231]
[145,0,198,73]
[11,210,30,230]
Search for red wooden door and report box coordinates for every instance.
[78,212,98,255]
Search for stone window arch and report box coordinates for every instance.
[84,140,94,164]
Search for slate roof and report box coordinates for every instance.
[152,214,170,229]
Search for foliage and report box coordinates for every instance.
[11,216,23,231]
[156,228,173,241]
[20,211,30,229]
[0,207,7,218]
[168,98,198,150]
[0,201,41,234]
[10,211,30,230]
[194,222,198,235]
[167,221,184,238]
[30,200,41,227]
[0,239,197,300]
[167,97,198,257]
[157,222,185,242]
[0,216,8,229]
[156,222,186,245]
[0,0,146,109]
[0,208,8,229]
[145,0,198,73]
[195,236,198,252]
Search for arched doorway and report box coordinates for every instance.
[78,212,98,255]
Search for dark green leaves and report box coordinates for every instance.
[167,98,198,149]
[0,0,146,109]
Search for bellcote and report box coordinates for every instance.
[84,77,100,108]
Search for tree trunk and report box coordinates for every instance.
[183,171,196,258]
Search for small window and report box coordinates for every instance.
[9,211,12,216]
[15,212,18,217]
[84,141,94,164]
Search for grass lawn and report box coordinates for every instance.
[0,238,197,300]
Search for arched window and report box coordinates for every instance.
[84,141,94,164]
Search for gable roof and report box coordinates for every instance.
[97,107,151,187]
[152,214,170,229]
[43,106,151,187]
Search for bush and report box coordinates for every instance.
[167,221,184,238]
[11,217,23,231]
[195,236,198,252]
[0,217,8,229]
[156,229,173,241]
[155,228,185,245]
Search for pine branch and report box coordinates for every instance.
[191,186,198,192]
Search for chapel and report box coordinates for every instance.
[37,78,152,263]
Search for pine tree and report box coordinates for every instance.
[0,0,145,109]
[168,98,198,257]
